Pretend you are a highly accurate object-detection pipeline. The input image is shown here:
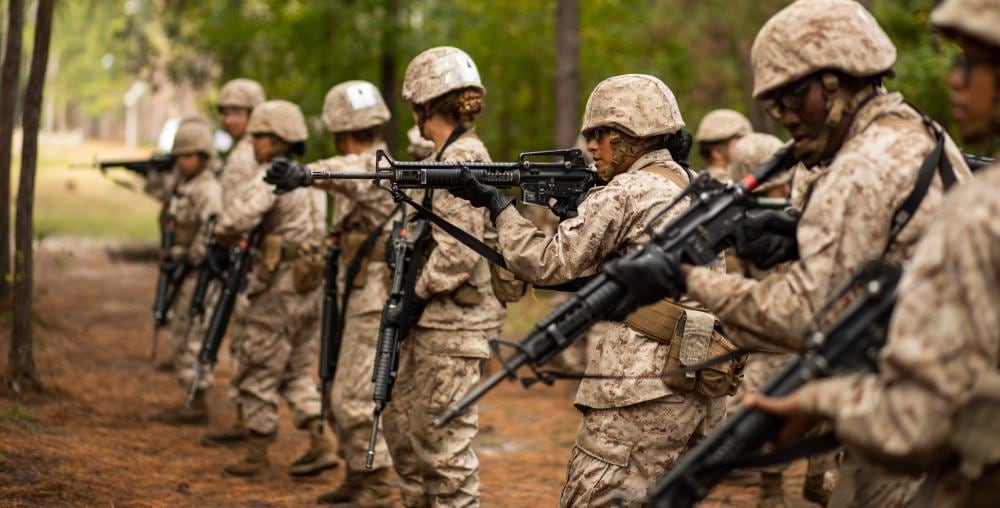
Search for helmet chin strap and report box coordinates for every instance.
[796,73,880,167]
[603,130,663,180]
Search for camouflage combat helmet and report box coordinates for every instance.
[727,133,790,193]
[247,100,308,143]
[218,78,266,110]
[695,109,753,143]
[931,0,1000,48]
[322,80,391,134]
[581,74,684,179]
[751,0,896,99]
[171,119,215,157]
[402,46,484,105]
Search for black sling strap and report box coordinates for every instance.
[884,110,960,255]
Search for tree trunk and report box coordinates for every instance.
[553,0,579,148]
[380,0,399,155]
[9,0,54,393]
[0,0,23,305]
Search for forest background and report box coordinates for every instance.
[48,0,976,166]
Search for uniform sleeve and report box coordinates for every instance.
[188,181,224,263]
[794,191,1000,467]
[493,183,632,286]
[217,175,275,240]
[685,152,909,351]
[414,191,485,299]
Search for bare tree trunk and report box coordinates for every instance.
[0,0,23,305]
[9,0,54,393]
[380,0,399,154]
[554,0,579,148]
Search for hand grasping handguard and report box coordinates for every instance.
[264,157,312,194]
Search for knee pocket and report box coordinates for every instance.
[425,356,481,417]
[575,425,635,468]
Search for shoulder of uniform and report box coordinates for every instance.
[442,135,490,162]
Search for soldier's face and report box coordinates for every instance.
[585,131,614,175]
[770,78,827,158]
[175,153,205,178]
[251,133,284,163]
[219,107,251,139]
[948,38,997,143]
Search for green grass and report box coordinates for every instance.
[16,141,160,242]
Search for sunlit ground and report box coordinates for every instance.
[21,138,159,242]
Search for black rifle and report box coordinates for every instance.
[184,227,261,404]
[178,216,227,351]
[365,215,430,469]
[311,148,595,219]
[316,231,343,434]
[151,198,191,361]
[433,144,799,427]
[646,258,902,507]
[89,155,175,176]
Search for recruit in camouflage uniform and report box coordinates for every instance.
[379,46,507,507]
[453,73,733,507]
[150,120,223,424]
[694,108,753,181]
[217,78,266,202]
[199,77,268,446]
[214,100,338,478]
[751,1,1000,506]
[674,1,974,505]
[274,80,399,505]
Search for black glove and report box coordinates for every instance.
[448,167,514,224]
[603,249,686,321]
[734,208,800,270]
[264,157,311,194]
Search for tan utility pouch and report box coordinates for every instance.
[292,240,325,293]
[452,260,491,307]
[342,231,371,289]
[661,309,745,398]
[256,234,284,285]
[624,299,686,344]
[950,370,1000,480]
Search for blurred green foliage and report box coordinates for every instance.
[50,0,969,164]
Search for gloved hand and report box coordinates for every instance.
[734,208,800,270]
[448,167,514,224]
[264,157,312,194]
[603,249,687,321]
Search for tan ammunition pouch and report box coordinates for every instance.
[627,302,744,398]
[950,370,1000,480]
[257,233,324,293]
[452,260,492,307]
[291,240,325,293]
[342,230,389,289]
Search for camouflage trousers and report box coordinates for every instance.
[560,392,725,508]
[382,327,490,508]
[229,279,322,435]
[167,276,217,391]
[330,312,391,471]
[828,452,922,508]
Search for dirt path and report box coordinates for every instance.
[0,242,816,507]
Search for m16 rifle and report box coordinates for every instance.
[316,231,342,433]
[184,227,261,405]
[365,214,431,469]
[311,148,595,219]
[151,197,191,361]
[177,216,228,366]
[84,155,175,176]
[646,258,902,507]
[433,144,799,427]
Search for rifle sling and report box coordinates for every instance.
[393,192,509,270]
[884,109,959,255]
[337,204,403,337]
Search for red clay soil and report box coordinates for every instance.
[0,241,817,507]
